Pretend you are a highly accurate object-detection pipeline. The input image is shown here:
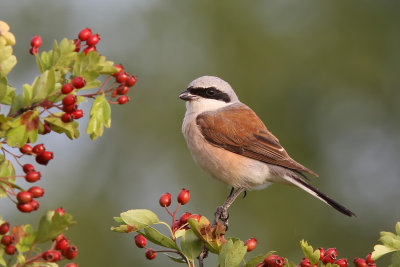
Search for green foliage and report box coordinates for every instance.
[372,221,400,261]
[218,238,247,267]
[35,211,76,243]
[300,239,320,265]
[180,229,203,261]
[86,93,111,140]
[117,209,160,231]
[44,113,80,140]
[0,156,15,199]
[141,226,178,250]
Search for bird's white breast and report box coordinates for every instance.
[182,111,279,189]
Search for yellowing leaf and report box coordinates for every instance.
[86,93,111,140]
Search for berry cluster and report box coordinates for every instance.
[111,64,136,105]
[353,253,376,267]
[74,27,100,54]
[61,87,84,123]
[42,232,78,263]
[255,254,286,267]
[0,222,16,255]
[29,35,42,55]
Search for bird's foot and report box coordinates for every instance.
[214,205,229,227]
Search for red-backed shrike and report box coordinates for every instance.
[179,76,355,221]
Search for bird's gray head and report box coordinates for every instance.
[179,76,239,114]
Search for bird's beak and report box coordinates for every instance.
[179,89,195,101]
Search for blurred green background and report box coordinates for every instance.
[1,0,400,266]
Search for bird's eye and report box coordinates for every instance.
[206,88,216,96]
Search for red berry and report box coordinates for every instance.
[188,214,201,222]
[354,257,367,267]
[335,258,348,267]
[159,192,171,207]
[36,151,53,165]
[177,188,190,205]
[125,75,137,87]
[17,202,34,213]
[5,244,16,255]
[25,171,41,182]
[23,163,35,173]
[299,257,313,267]
[116,85,130,95]
[63,104,78,113]
[28,186,44,198]
[17,191,33,204]
[30,200,40,211]
[72,109,84,119]
[245,238,257,252]
[32,144,45,154]
[71,76,86,89]
[1,235,14,246]
[42,250,62,262]
[29,47,38,55]
[318,247,325,260]
[43,123,51,134]
[173,220,181,230]
[20,144,33,154]
[56,238,69,251]
[113,64,124,77]
[0,222,10,235]
[116,72,129,83]
[30,35,42,48]
[117,95,129,104]
[55,234,65,243]
[179,212,192,225]
[86,33,100,46]
[145,249,156,260]
[78,27,92,41]
[322,248,338,264]
[61,113,74,123]
[264,254,285,267]
[365,253,374,264]
[65,263,79,267]
[73,39,81,52]
[63,245,78,259]
[62,95,76,106]
[55,207,65,216]
[134,234,147,248]
[83,46,97,54]
[61,83,74,94]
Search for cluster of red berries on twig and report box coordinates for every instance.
[0,143,53,213]
[74,27,101,54]
[0,222,16,255]
[353,253,376,267]
[29,35,42,55]
[111,64,136,104]
[255,254,286,267]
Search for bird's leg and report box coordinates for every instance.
[214,187,246,227]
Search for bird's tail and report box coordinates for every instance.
[283,174,356,217]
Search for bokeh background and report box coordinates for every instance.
[1,0,400,266]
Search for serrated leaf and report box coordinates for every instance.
[35,211,76,243]
[300,240,320,265]
[8,94,27,116]
[44,114,80,140]
[52,38,76,70]
[243,252,275,267]
[0,77,15,105]
[180,229,202,260]
[120,209,159,231]
[141,226,179,250]
[165,253,187,263]
[0,158,15,199]
[6,110,40,147]
[218,238,247,267]
[0,37,17,76]
[86,93,111,140]
[30,68,56,104]
[372,245,397,260]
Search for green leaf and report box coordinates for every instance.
[72,50,116,82]
[0,77,15,105]
[174,229,186,239]
[0,37,17,76]
[8,94,27,117]
[120,209,159,231]
[165,254,187,263]
[300,240,320,265]
[141,226,178,250]
[0,248,6,267]
[6,110,40,147]
[30,68,56,104]
[111,225,135,233]
[86,93,111,140]
[44,114,80,140]
[187,217,220,254]
[51,38,76,71]
[372,245,397,260]
[0,156,15,198]
[218,238,247,267]
[180,229,203,260]
[389,251,400,267]
[243,252,275,267]
[396,222,400,236]
[35,211,76,243]
[113,216,125,224]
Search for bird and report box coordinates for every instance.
[179,76,355,223]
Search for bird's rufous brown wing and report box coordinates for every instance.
[196,103,318,176]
